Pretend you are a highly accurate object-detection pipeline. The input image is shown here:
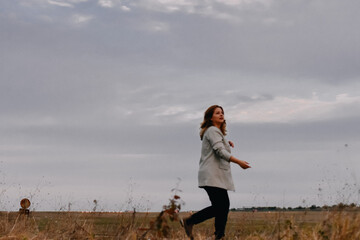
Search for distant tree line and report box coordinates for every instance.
[230,203,359,212]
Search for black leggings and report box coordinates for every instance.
[187,186,230,238]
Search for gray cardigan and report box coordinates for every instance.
[198,126,235,191]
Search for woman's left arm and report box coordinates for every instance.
[229,156,251,169]
[227,141,251,169]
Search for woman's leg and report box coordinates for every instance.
[185,190,215,225]
[183,188,215,239]
[185,187,229,238]
[204,186,229,239]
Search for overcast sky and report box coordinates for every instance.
[1,0,359,212]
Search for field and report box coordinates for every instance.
[1,209,359,239]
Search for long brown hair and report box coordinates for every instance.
[200,105,227,140]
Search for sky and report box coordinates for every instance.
[1,0,360,212]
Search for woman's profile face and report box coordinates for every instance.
[211,107,224,126]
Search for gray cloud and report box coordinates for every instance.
[1,0,360,211]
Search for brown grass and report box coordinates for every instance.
[0,209,359,239]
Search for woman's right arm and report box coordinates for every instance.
[229,156,251,169]
[206,127,251,169]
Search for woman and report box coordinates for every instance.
[183,105,251,240]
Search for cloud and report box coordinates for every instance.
[130,0,272,23]
[227,93,360,123]
[68,0,88,2]
[150,105,202,123]
[0,115,59,128]
[125,92,360,126]
[47,0,74,7]
[36,15,54,22]
[144,21,170,32]
[16,0,88,9]
[71,14,93,25]
[1,0,360,211]
[223,0,273,8]
[133,0,272,13]
[98,0,113,8]
[97,0,130,11]
[121,5,131,11]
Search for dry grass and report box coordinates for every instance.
[0,209,359,239]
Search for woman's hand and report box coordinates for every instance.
[228,141,234,148]
[229,156,251,169]
[237,160,251,169]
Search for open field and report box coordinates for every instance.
[1,210,359,239]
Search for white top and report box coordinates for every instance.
[198,126,235,191]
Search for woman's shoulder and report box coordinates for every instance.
[206,126,219,131]
[204,126,222,136]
